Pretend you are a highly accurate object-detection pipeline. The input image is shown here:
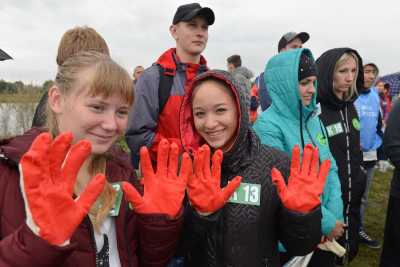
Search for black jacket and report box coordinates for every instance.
[384,99,400,198]
[178,70,322,267]
[316,48,366,262]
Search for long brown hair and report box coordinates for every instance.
[46,51,133,231]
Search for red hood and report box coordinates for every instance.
[179,70,243,155]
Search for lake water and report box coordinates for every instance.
[0,103,37,138]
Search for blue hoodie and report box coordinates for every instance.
[354,87,382,153]
[253,48,344,235]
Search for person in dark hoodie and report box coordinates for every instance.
[316,48,366,264]
[178,69,328,267]
[380,98,400,267]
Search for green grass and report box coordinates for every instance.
[0,92,42,103]
[349,169,392,267]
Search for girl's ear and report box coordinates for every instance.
[47,85,63,114]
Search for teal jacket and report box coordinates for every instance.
[253,48,343,235]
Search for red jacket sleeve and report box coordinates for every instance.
[0,223,76,267]
[137,212,183,267]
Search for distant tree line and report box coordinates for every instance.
[0,79,53,94]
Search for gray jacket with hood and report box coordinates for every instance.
[231,66,254,93]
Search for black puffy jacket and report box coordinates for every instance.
[384,99,400,198]
[178,70,322,267]
[316,48,366,262]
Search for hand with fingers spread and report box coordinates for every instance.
[122,139,191,218]
[187,144,242,214]
[271,144,330,213]
[20,132,106,246]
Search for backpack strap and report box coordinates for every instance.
[157,65,175,113]
[257,72,264,89]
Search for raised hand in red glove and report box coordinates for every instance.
[187,144,242,214]
[271,144,330,213]
[122,139,192,218]
[20,132,106,246]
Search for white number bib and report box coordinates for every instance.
[228,182,261,206]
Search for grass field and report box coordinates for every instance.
[0,92,42,103]
[349,169,392,267]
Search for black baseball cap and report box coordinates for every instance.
[278,32,310,52]
[172,3,215,25]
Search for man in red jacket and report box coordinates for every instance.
[125,3,214,167]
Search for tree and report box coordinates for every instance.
[14,81,24,90]
[0,79,7,93]
[42,80,54,93]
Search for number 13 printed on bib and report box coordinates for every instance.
[228,182,261,206]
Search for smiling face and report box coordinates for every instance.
[192,79,238,152]
[298,75,317,106]
[49,68,130,155]
[170,16,209,60]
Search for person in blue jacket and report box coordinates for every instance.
[253,48,344,266]
[354,62,383,249]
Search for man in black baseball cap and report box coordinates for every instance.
[173,3,215,25]
[253,31,311,114]
[126,3,214,172]
[278,31,310,52]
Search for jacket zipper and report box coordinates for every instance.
[340,107,351,265]
[124,205,133,267]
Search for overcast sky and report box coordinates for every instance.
[0,0,399,85]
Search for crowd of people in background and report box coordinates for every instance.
[0,2,399,267]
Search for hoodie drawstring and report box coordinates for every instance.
[300,101,326,165]
[299,100,305,149]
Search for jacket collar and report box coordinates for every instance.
[156,48,208,72]
[0,128,44,164]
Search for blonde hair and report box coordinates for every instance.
[47,51,133,231]
[334,52,359,101]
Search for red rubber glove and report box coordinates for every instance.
[187,144,242,214]
[271,144,330,213]
[20,132,106,246]
[122,139,191,218]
